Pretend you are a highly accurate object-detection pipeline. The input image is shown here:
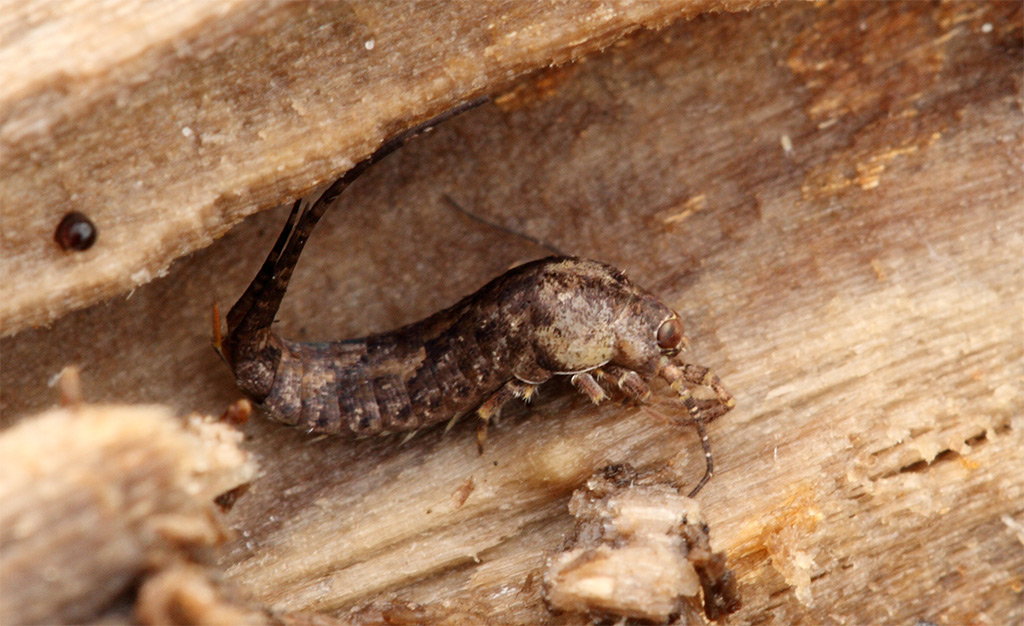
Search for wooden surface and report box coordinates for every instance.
[0,403,255,625]
[0,0,768,337]
[1,1,1022,624]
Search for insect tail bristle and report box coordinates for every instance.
[211,302,227,364]
[225,199,304,338]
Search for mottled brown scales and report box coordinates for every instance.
[217,102,734,497]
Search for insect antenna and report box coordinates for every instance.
[639,402,715,498]
[688,418,714,498]
[442,193,565,257]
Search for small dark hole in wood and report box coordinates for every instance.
[214,482,251,513]
[899,449,961,475]
[898,459,929,474]
[54,212,97,251]
[965,431,988,446]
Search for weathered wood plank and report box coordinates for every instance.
[1,1,1020,624]
[0,0,768,337]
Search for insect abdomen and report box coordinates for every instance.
[260,306,513,437]
[258,341,348,433]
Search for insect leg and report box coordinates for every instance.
[595,365,652,402]
[661,361,735,413]
[570,372,608,404]
[475,380,536,453]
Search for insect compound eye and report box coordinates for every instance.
[55,212,97,251]
[656,317,684,351]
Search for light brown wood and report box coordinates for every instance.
[0,403,255,625]
[0,0,769,337]
[1,1,1021,624]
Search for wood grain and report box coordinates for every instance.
[1,1,1021,624]
[0,0,767,337]
[0,404,254,624]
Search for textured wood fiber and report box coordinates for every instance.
[0,0,767,337]
[0,404,255,625]
[1,1,1021,624]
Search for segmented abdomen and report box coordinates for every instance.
[260,306,512,436]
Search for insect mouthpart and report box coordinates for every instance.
[671,334,691,355]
